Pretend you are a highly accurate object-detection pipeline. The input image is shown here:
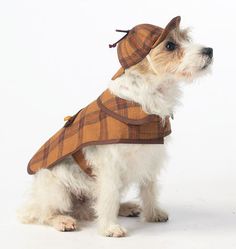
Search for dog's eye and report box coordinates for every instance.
[166,41,176,51]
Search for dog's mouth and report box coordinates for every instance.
[200,58,213,70]
[201,64,209,70]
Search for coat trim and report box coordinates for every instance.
[27,135,170,175]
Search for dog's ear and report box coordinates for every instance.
[180,27,192,42]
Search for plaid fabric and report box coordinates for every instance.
[112,16,181,80]
[27,89,171,175]
[117,24,163,69]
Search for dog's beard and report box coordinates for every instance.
[195,56,213,79]
[176,54,213,82]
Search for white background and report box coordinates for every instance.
[0,0,235,248]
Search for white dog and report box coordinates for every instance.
[18,21,213,237]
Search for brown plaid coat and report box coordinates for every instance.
[27,89,171,176]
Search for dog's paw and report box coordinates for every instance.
[119,202,142,217]
[52,215,78,232]
[145,208,169,223]
[101,224,127,237]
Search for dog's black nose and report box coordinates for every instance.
[202,47,213,59]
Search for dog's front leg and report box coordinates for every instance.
[140,179,168,222]
[96,169,127,237]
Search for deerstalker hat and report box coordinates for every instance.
[110,16,181,80]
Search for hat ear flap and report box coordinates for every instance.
[111,67,125,80]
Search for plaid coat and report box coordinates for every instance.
[27,89,171,176]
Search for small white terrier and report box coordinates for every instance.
[18,22,213,237]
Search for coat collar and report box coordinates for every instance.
[97,89,162,125]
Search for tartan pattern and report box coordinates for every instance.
[27,89,171,175]
[118,24,163,68]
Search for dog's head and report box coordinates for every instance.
[132,27,213,82]
[109,21,213,116]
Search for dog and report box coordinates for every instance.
[18,17,213,237]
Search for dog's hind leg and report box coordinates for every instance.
[18,167,78,231]
[47,215,78,232]
[118,202,142,217]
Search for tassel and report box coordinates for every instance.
[64,116,72,121]
[109,29,130,48]
[63,110,82,128]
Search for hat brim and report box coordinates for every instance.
[111,16,181,80]
[151,16,181,49]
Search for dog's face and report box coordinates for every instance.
[135,28,213,82]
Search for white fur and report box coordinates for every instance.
[18,30,212,237]
[109,68,182,119]
[177,42,213,80]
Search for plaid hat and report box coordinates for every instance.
[110,16,181,80]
